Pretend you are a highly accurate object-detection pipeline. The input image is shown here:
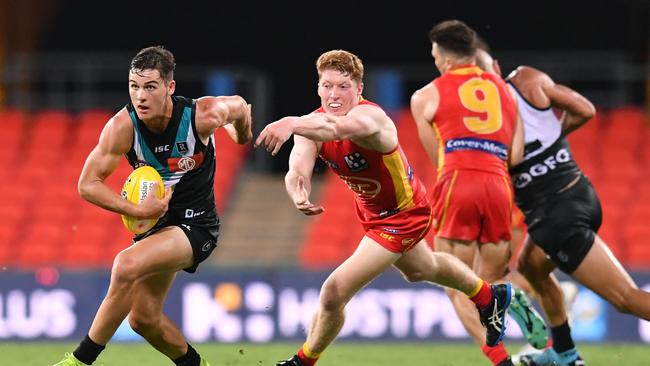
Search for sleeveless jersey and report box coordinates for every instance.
[507,82,581,212]
[125,96,218,222]
[432,65,517,176]
[316,100,428,222]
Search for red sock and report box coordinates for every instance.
[546,338,553,348]
[470,280,492,309]
[297,345,319,366]
[481,343,509,365]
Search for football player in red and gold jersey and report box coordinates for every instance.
[257,49,513,366]
[411,20,526,366]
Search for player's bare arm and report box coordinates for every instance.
[506,87,525,167]
[195,95,253,144]
[255,104,394,156]
[510,110,525,167]
[510,66,595,135]
[78,109,172,219]
[543,82,595,135]
[410,83,440,168]
[285,135,324,215]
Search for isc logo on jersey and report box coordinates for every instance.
[120,166,165,234]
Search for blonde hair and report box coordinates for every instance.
[316,50,364,84]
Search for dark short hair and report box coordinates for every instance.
[428,20,477,58]
[130,46,176,82]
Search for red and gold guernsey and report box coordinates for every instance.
[315,100,429,223]
[433,65,517,176]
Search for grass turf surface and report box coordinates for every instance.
[5,342,647,365]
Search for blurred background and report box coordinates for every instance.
[1,0,649,351]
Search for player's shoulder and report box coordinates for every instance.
[411,81,438,101]
[508,66,552,85]
[108,107,133,132]
[96,107,134,152]
[352,100,388,118]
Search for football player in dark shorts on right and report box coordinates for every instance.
[476,49,650,366]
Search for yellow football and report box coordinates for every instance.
[120,165,165,234]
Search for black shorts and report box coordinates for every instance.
[134,215,220,273]
[524,174,602,273]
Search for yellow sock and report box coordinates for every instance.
[302,342,321,359]
[467,279,484,297]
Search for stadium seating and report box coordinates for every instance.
[0,108,249,269]
[1,106,648,269]
[299,106,650,269]
[0,108,27,165]
[300,171,365,269]
[213,128,250,213]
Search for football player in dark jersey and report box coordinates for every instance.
[53,46,252,366]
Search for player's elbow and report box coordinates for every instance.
[78,180,92,201]
[584,103,596,120]
[77,179,99,202]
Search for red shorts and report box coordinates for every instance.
[359,203,433,253]
[431,169,512,244]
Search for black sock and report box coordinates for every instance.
[551,320,575,353]
[72,334,106,365]
[173,343,201,366]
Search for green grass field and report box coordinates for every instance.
[3,342,649,366]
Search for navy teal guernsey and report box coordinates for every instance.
[125,96,218,223]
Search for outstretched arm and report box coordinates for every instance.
[255,104,384,156]
[285,135,324,215]
[78,110,172,219]
[410,83,440,168]
[196,95,253,144]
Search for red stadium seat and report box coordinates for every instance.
[607,107,647,140]
[623,226,650,269]
[213,128,249,213]
[62,223,110,268]
[395,109,437,187]
[30,110,71,148]
[16,223,67,268]
[0,225,17,265]
[300,172,365,269]
[0,108,28,163]
[74,109,112,151]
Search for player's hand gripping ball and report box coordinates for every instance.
[120,166,165,234]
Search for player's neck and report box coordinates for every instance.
[446,62,476,73]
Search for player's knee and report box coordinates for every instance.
[400,269,426,283]
[516,255,535,279]
[319,280,348,312]
[128,312,159,334]
[111,252,139,285]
